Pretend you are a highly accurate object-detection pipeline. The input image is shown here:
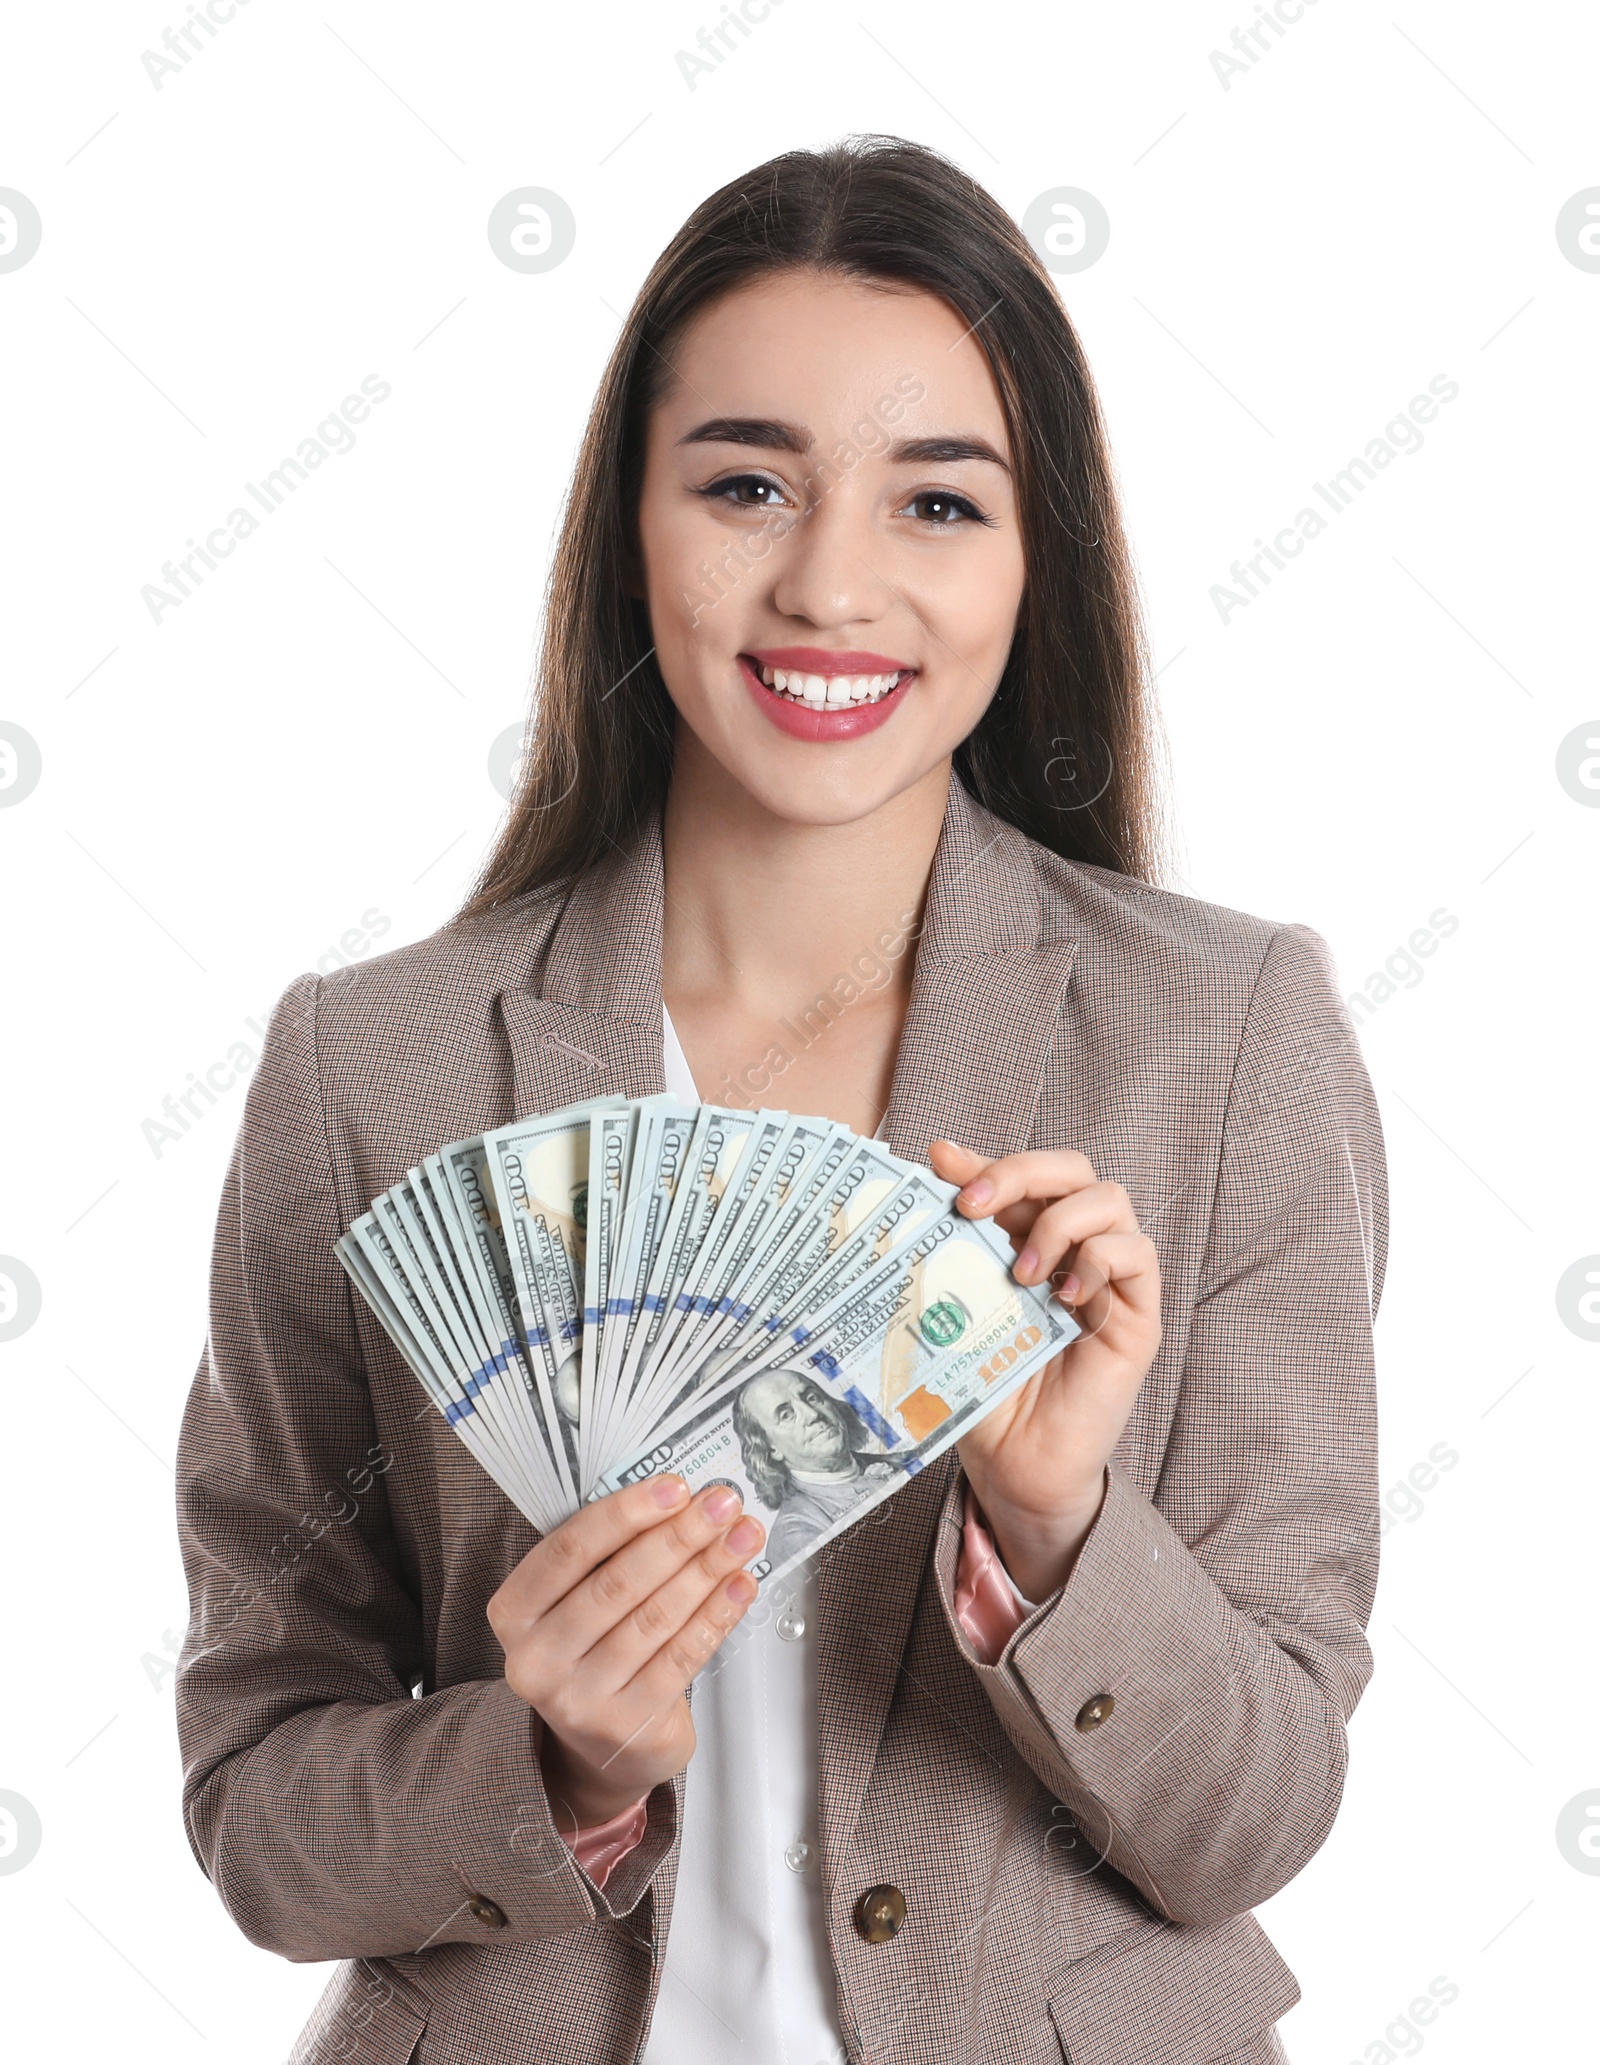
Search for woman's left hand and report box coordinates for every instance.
[928,1140,1164,1604]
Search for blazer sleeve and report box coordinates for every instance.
[173,974,678,1962]
[934,921,1386,1928]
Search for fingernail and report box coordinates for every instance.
[1015,1246,1039,1280]
[1058,1273,1081,1304]
[961,1179,993,1209]
[704,1486,741,1523]
[650,1475,687,1506]
[726,1515,763,1556]
[726,1571,758,1606]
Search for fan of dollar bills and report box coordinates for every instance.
[337,1095,1079,1588]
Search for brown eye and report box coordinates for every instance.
[699,472,790,508]
[905,490,988,526]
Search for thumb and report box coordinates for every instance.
[928,1139,987,1182]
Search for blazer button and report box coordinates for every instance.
[466,1894,508,1928]
[1074,1693,1115,1732]
[852,1885,907,1943]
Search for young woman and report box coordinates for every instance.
[176,137,1384,2065]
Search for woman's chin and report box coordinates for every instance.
[673,714,951,829]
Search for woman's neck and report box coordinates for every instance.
[660,742,948,1018]
[658,738,950,1134]
[652,747,945,1011]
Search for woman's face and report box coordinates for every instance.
[634,269,1026,827]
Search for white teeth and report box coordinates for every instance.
[752,662,908,707]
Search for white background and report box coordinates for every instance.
[2,0,1596,2057]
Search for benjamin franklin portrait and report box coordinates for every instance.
[731,1368,910,1567]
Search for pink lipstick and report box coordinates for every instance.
[740,648,915,742]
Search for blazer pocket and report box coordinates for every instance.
[1047,1912,1299,2065]
[288,1956,427,2065]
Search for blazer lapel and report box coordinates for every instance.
[816,774,1080,1866]
[883,772,1080,1167]
[499,826,669,1117]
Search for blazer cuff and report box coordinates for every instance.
[453,1683,675,1928]
[937,1456,1258,1787]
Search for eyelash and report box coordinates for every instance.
[693,471,997,529]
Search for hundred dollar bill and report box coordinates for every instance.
[380,1185,499,1404]
[631,1144,957,1449]
[608,1103,760,1443]
[687,1137,946,1398]
[376,1179,561,1514]
[622,1109,806,1444]
[419,1145,571,1529]
[639,1113,839,1409]
[338,1210,549,1521]
[685,1119,857,1365]
[595,1211,1080,1589]
[362,1196,519,1465]
[750,1151,956,1354]
[426,1136,572,1525]
[335,1228,531,1510]
[482,1099,624,1506]
[655,1109,794,1346]
[587,1099,700,1476]
[578,1101,669,1486]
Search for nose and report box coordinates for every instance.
[768,475,898,633]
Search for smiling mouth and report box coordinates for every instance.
[749,660,912,709]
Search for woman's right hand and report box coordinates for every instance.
[487,1477,766,1830]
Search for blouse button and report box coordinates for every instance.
[466,1894,508,1928]
[1074,1693,1115,1732]
[776,1605,807,1642]
[852,1884,907,1943]
[784,1835,814,1873]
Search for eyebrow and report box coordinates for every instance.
[677,417,1011,474]
[678,416,811,454]
[890,434,1010,473]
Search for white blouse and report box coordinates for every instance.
[643,1006,844,2065]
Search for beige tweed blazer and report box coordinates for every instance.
[174,772,1385,2064]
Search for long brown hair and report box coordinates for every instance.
[458,135,1167,920]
